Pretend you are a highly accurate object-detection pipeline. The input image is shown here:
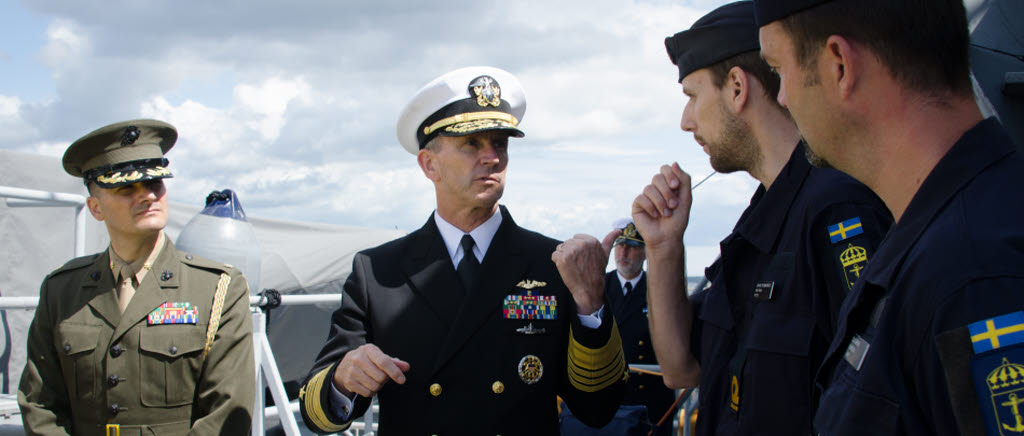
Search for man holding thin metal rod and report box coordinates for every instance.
[609,2,891,434]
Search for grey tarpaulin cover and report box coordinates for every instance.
[0,149,405,395]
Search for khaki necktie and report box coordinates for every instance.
[115,263,137,313]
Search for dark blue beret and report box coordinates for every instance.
[753,0,833,26]
[665,1,761,83]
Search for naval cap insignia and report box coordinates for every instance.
[518,354,543,384]
[469,75,501,108]
[121,126,140,146]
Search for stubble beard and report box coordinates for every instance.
[708,104,760,175]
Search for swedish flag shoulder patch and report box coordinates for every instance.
[828,217,864,244]
[967,311,1024,435]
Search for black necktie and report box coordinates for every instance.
[457,234,480,291]
[624,281,633,295]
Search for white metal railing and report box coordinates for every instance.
[0,186,88,257]
[0,293,374,435]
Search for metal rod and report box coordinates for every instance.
[0,186,86,207]
[1,185,89,258]
[249,294,341,307]
[691,171,716,191]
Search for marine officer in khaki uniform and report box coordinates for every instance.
[18,119,255,435]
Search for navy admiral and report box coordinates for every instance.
[625,2,892,434]
[298,66,627,435]
[18,120,255,435]
[755,0,1024,434]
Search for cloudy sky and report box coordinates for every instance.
[0,0,755,275]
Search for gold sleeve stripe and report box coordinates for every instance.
[301,367,351,433]
[423,111,519,135]
[567,323,627,392]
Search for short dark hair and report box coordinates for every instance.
[707,50,782,104]
[779,0,973,98]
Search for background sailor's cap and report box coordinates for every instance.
[396,66,526,155]
[753,0,833,26]
[62,119,177,188]
[665,1,761,83]
[613,218,645,247]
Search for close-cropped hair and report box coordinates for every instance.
[707,50,782,105]
[780,0,973,98]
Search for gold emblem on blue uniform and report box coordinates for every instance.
[147,302,199,325]
[828,217,863,243]
[967,311,1024,435]
[518,354,543,384]
[839,244,868,290]
[729,375,740,411]
[515,279,546,289]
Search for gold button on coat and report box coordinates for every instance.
[492,381,504,394]
[430,383,442,397]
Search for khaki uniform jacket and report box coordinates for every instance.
[18,239,255,436]
[299,206,627,436]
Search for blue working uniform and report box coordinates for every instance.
[813,118,1024,435]
[692,142,891,435]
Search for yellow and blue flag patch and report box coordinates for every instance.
[967,311,1024,435]
[970,311,1024,354]
[828,217,864,244]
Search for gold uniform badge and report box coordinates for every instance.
[518,355,544,384]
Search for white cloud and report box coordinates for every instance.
[234,77,312,141]
[38,19,88,68]
[2,0,747,274]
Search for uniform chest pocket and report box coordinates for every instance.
[814,370,900,435]
[740,314,816,432]
[55,323,102,399]
[139,326,205,407]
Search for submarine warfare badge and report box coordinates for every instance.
[519,354,543,384]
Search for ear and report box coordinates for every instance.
[724,66,750,113]
[86,196,105,221]
[823,35,858,99]
[417,148,441,182]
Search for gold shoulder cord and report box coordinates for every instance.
[202,273,231,360]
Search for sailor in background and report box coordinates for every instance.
[18,119,255,435]
[298,66,626,436]
[561,219,676,436]
[606,220,676,436]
